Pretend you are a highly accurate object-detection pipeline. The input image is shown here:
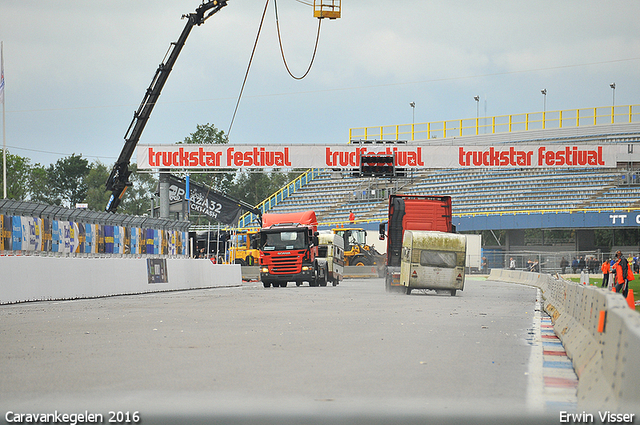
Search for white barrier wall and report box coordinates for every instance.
[489,269,640,412]
[0,257,242,304]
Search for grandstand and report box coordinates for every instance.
[236,104,640,236]
[239,105,640,242]
[265,166,640,225]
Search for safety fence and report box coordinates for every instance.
[479,249,637,275]
[0,199,189,257]
[350,104,640,142]
[490,269,640,412]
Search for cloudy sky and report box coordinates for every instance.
[1,0,639,166]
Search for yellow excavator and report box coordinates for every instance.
[332,227,384,268]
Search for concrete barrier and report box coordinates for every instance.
[344,265,381,278]
[489,269,640,412]
[0,256,242,304]
[241,266,260,281]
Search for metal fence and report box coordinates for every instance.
[482,249,639,275]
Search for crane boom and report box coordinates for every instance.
[105,0,228,213]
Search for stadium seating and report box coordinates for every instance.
[264,167,640,223]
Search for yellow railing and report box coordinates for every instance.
[349,104,640,142]
[451,206,640,218]
[236,168,321,227]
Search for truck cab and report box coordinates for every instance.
[379,194,455,293]
[317,232,345,286]
[258,211,321,288]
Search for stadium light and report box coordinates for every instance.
[541,89,547,112]
[409,102,415,125]
[610,83,616,107]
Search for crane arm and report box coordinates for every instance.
[105,1,228,213]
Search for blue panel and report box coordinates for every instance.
[456,209,640,231]
[11,216,22,251]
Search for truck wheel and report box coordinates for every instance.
[263,281,271,288]
[319,265,328,287]
[352,255,371,266]
[296,281,302,287]
[281,282,288,288]
[450,289,457,296]
[406,286,412,295]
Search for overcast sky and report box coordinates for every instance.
[1,0,639,166]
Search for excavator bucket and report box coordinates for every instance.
[314,0,341,19]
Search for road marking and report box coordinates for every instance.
[526,289,578,414]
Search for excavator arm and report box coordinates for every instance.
[105,1,228,212]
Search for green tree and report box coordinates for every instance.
[231,170,302,207]
[47,153,90,207]
[119,164,157,216]
[28,163,54,204]
[0,149,31,200]
[182,123,228,145]
[178,123,235,194]
[84,161,111,211]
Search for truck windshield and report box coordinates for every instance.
[317,245,329,258]
[261,231,307,251]
[420,250,457,268]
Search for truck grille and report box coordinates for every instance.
[270,255,301,274]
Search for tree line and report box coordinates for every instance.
[0,124,301,223]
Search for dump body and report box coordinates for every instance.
[400,230,466,295]
[259,211,320,287]
[317,233,344,286]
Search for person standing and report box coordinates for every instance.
[601,259,610,288]
[614,251,629,297]
[560,257,568,274]
[349,210,355,224]
[509,257,516,270]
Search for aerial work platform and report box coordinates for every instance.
[314,0,341,19]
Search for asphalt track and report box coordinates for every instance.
[0,277,568,424]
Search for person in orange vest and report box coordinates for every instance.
[614,251,629,297]
[349,210,355,224]
[601,259,610,288]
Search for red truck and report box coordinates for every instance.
[378,195,454,292]
[259,211,325,288]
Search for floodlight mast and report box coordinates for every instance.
[105,1,228,213]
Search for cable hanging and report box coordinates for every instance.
[274,0,322,80]
[227,0,270,138]
[228,0,323,137]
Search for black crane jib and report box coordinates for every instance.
[105,0,228,213]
